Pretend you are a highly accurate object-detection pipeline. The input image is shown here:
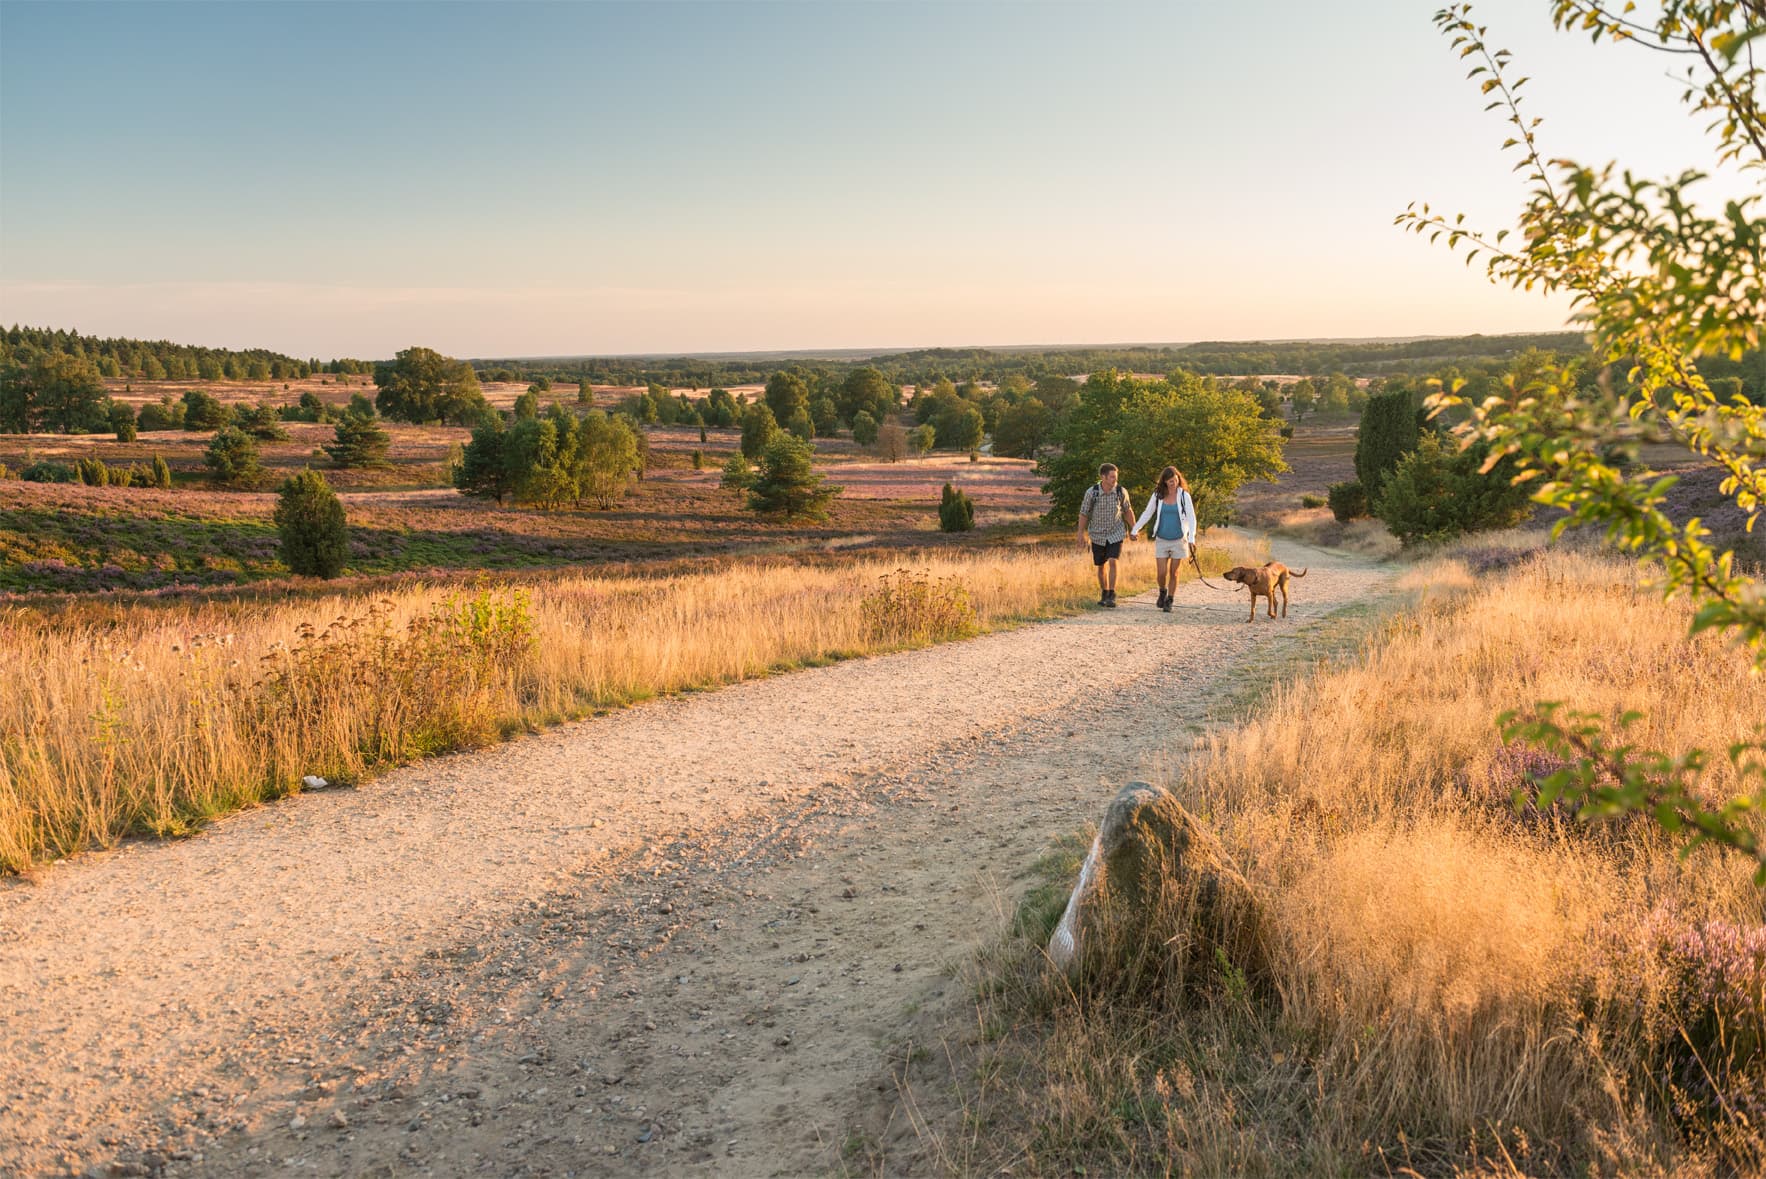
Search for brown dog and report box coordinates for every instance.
[1222,562,1308,622]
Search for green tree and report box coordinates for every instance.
[740,401,779,460]
[573,410,641,508]
[577,379,594,405]
[234,402,290,441]
[138,396,184,431]
[1354,389,1422,505]
[513,389,541,420]
[1375,432,1532,545]
[810,396,840,437]
[274,469,349,578]
[837,367,898,425]
[1289,378,1319,422]
[181,389,229,431]
[907,423,936,456]
[747,433,839,520]
[3,353,110,433]
[935,405,985,451]
[1403,3,1766,875]
[109,401,137,442]
[454,414,511,504]
[204,426,262,487]
[785,407,815,442]
[149,454,173,489]
[1038,369,1287,528]
[764,370,810,425]
[323,405,392,468]
[375,346,487,424]
[992,397,1050,458]
[720,452,755,495]
[851,410,880,447]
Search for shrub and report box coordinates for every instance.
[1660,917,1766,1131]
[149,454,173,489]
[860,569,978,646]
[1376,433,1531,546]
[691,448,704,470]
[907,423,936,456]
[851,411,879,447]
[235,402,290,441]
[21,460,76,483]
[1300,492,1327,509]
[274,469,348,578]
[785,407,814,442]
[76,458,110,487]
[747,434,839,520]
[1327,479,1368,521]
[137,396,184,432]
[109,402,138,442]
[181,389,230,431]
[876,421,909,462]
[938,483,975,532]
[204,426,262,487]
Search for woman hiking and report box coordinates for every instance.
[1130,465,1197,612]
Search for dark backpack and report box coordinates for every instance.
[1088,482,1130,531]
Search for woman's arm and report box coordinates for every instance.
[1182,490,1198,544]
[1131,493,1157,535]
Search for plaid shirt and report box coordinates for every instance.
[1079,482,1132,544]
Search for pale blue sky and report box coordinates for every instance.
[0,0,1733,358]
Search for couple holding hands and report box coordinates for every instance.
[1075,462,1196,612]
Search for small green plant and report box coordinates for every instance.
[1326,479,1368,521]
[109,402,137,442]
[747,434,839,520]
[719,452,754,495]
[860,569,977,646]
[938,482,975,532]
[149,454,173,489]
[76,457,110,487]
[691,448,704,470]
[274,469,349,578]
[1300,492,1327,509]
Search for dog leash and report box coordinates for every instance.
[1188,544,1229,591]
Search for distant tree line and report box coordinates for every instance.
[1,325,316,382]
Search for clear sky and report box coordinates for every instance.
[0,0,1737,359]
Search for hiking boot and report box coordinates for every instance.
[1161,597,1173,613]
[1156,589,1170,609]
[1104,590,1118,607]
[1098,594,1110,607]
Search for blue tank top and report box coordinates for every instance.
[1155,495,1185,539]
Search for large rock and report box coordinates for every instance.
[1048,781,1262,990]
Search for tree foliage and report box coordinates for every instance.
[204,426,262,487]
[1038,370,1287,529]
[1403,2,1766,876]
[1354,389,1424,503]
[1375,432,1532,545]
[323,404,392,468]
[740,401,779,460]
[275,470,349,578]
[747,433,839,521]
[375,346,487,425]
[938,483,976,531]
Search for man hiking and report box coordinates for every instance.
[1077,462,1134,607]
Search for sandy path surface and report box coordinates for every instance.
[0,539,1393,1178]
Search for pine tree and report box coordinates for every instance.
[274,470,348,578]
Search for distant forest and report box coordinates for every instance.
[0,326,373,381]
[475,331,1600,387]
[5,324,1761,404]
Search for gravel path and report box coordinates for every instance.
[0,539,1393,1178]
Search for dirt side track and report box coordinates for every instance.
[0,540,1393,1178]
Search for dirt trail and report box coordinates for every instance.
[0,539,1394,1178]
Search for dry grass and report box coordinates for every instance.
[890,545,1766,1176]
[0,533,1264,873]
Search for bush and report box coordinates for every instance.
[109,402,137,442]
[76,458,110,487]
[181,389,230,431]
[907,424,936,456]
[860,569,977,646]
[149,454,173,489]
[204,426,262,487]
[1376,433,1531,546]
[1327,480,1368,521]
[938,483,975,531]
[1300,493,1327,509]
[691,449,704,470]
[747,433,839,520]
[137,397,184,432]
[274,469,349,578]
[21,460,76,483]
[235,403,290,441]
[851,411,879,447]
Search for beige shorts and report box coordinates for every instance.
[1154,538,1191,561]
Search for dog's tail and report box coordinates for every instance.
[1290,567,1309,577]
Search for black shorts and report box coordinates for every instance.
[1090,539,1123,566]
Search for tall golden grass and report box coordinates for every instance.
[0,535,1261,873]
[912,546,1766,1176]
